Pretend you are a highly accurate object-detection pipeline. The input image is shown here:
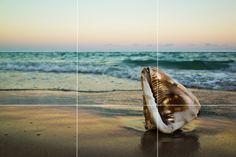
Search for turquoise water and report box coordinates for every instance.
[0,52,235,91]
[0,52,77,91]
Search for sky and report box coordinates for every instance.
[0,0,77,52]
[78,0,157,52]
[0,0,235,52]
[159,0,236,52]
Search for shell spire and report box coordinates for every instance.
[141,67,201,133]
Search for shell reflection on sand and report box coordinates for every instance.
[141,130,199,157]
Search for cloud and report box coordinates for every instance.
[145,44,155,47]
[163,43,174,47]
[204,43,218,47]
[132,43,140,47]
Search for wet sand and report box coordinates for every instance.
[78,87,236,157]
[78,109,236,157]
[0,87,236,157]
[0,106,76,157]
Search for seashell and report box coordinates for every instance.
[141,67,201,134]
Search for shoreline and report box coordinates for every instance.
[1,71,236,93]
[0,87,235,101]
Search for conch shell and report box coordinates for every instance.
[141,67,201,134]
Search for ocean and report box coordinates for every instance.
[0,52,235,91]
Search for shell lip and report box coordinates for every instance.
[141,67,150,74]
[141,67,152,86]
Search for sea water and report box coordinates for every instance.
[0,52,235,91]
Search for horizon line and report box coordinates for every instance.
[0,50,236,53]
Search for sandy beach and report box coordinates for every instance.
[0,83,236,157]
[0,106,76,157]
[78,87,236,157]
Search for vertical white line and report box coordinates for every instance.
[156,0,159,157]
[76,0,79,157]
